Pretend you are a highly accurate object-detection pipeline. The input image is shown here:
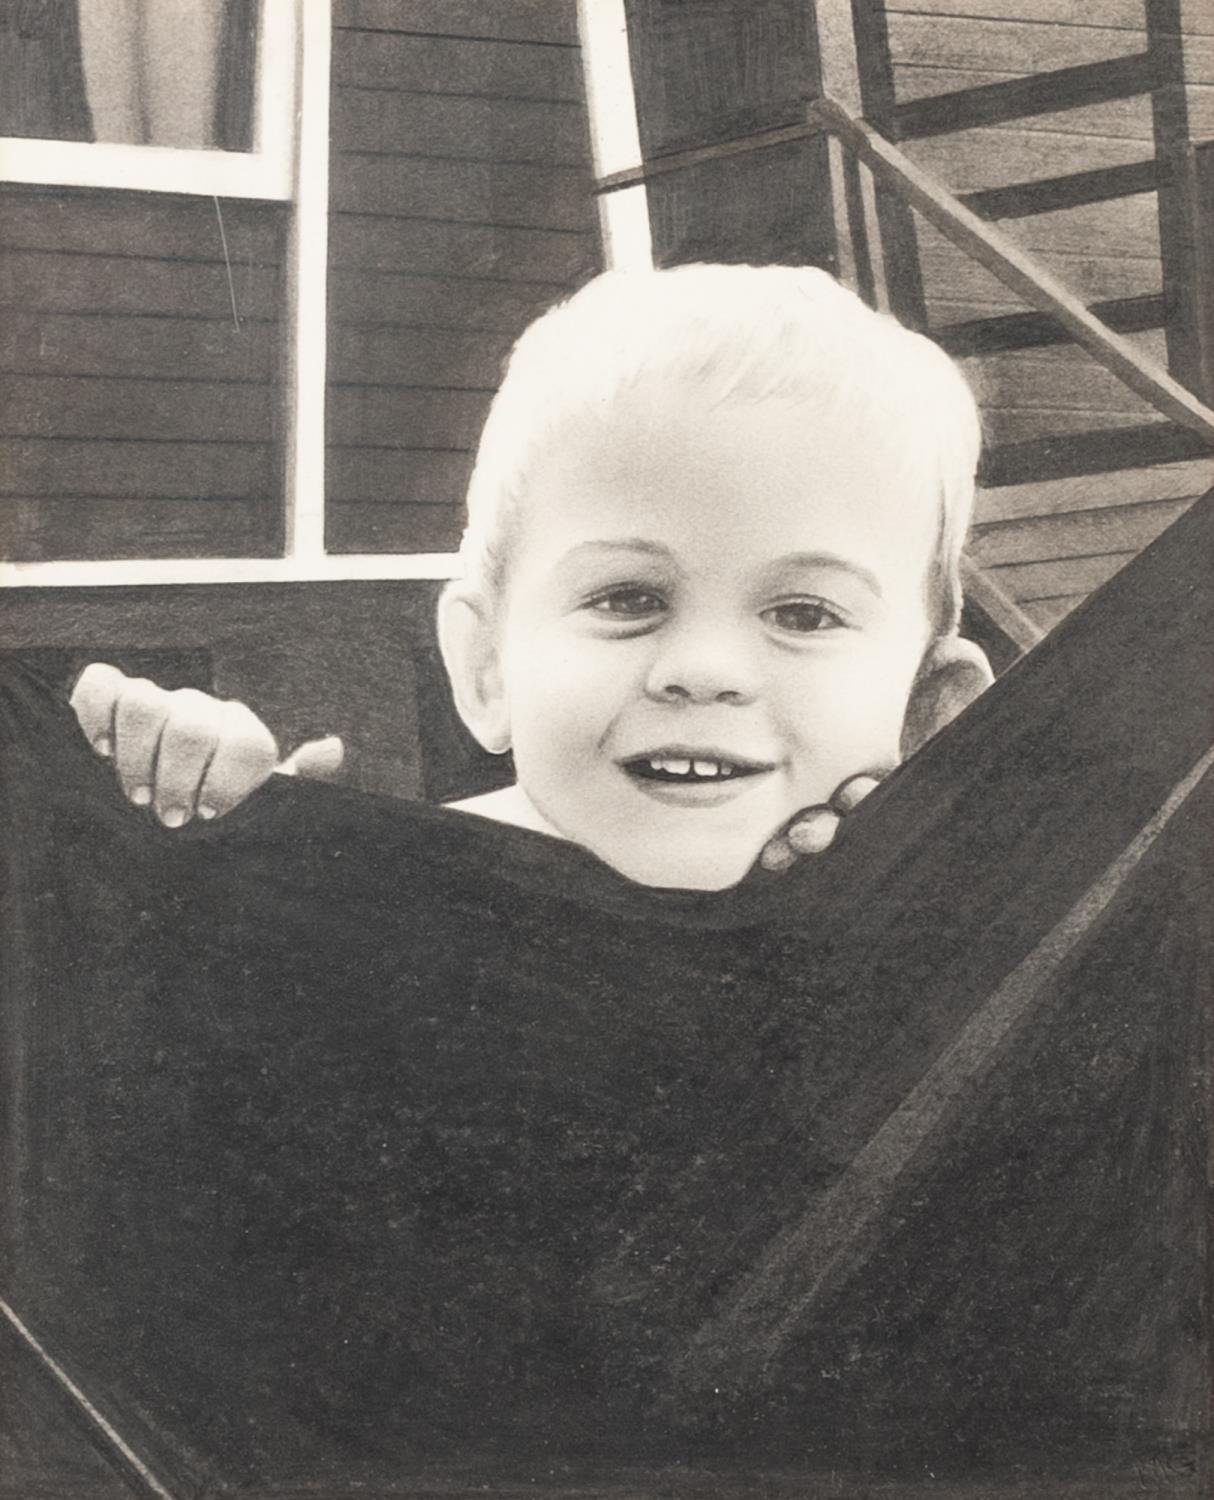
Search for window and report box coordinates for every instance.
[0,0,638,585]
[0,0,295,199]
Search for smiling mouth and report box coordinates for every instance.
[623,752,773,784]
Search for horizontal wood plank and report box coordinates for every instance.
[904,124,1151,192]
[886,2,1148,26]
[934,295,1167,354]
[1019,593,1087,628]
[328,269,568,333]
[893,54,1159,139]
[979,407,1165,443]
[995,192,1161,257]
[333,30,583,99]
[894,82,1158,141]
[987,548,1137,598]
[330,90,591,166]
[333,0,579,46]
[893,63,1026,104]
[0,438,274,499]
[0,374,275,443]
[0,249,282,322]
[326,446,474,504]
[968,494,1196,565]
[325,500,465,554]
[918,225,1162,305]
[0,498,280,560]
[886,14,1146,74]
[328,214,596,283]
[329,153,594,232]
[962,160,1159,218]
[1,311,280,382]
[328,325,514,390]
[327,387,491,449]
[0,187,284,264]
[974,457,1213,522]
[962,342,1167,414]
[979,421,1211,485]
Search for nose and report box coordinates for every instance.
[643,620,759,706]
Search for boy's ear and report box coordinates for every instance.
[901,635,994,760]
[436,584,511,754]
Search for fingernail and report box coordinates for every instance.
[787,809,838,855]
[94,735,112,758]
[129,785,153,807]
[760,839,798,872]
[159,806,188,828]
[197,804,217,821]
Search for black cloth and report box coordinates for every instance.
[2,496,1211,1493]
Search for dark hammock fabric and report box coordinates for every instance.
[2,495,1212,1493]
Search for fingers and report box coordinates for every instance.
[758,771,888,873]
[831,773,882,814]
[112,676,176,806]
[759,837,799,872]
[786,807,841,855]
[194,701,278,821]
[69,661,125,757]
[68,663,281,826]
[277,735,345,780]
[151,689,227,827]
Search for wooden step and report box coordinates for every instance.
[979,421,1211,487]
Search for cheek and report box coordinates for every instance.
[503,630,641,744]
[785,643,923,762]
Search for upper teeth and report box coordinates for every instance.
[646,756,735,778]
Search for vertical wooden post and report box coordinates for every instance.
[849,0,929,329]
[1146,0,1204,395]
[1182,140,1214,402]
[813,0,912,315]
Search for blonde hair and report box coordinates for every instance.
[458,264,981,632]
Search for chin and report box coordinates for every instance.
[600,837,759,891]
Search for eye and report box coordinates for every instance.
[763,598,846,634]
[586,585,667,619]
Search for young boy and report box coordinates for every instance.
[71,265,993,889]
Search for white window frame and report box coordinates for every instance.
[0,0,646,589]
[0,0,299,201]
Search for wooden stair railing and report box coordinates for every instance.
[810,95,1214,448]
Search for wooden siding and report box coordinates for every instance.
[0,187,287,561]
[325,1,600,554]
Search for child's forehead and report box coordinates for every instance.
[520,383,934,510]
[503,386,941,598]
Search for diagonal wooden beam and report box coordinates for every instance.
[811,96,1214,446]
[594,118,827,196]
[893,52,1161,140]
[959,558,1042,653]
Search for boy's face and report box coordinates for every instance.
[479,387,941,889]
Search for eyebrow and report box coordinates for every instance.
[556,539,673,565]
[547,538,677,583]
[549,542,884,599]
[768,552,884,600]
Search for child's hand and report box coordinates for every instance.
[758,773,884,872]
[70,663,344,828]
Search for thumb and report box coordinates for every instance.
[276,735,345,780]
